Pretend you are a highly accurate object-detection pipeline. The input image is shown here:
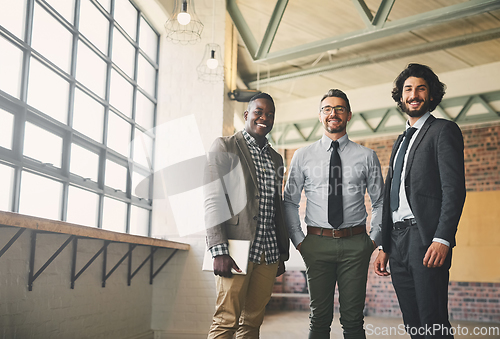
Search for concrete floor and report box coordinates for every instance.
[260,311,500,339]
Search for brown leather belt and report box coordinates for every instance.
[307,225,366,239]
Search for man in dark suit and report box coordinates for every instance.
[205,93,289,338]
[373,64,466,338]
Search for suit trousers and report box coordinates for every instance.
[207,254,278,339]
[301,232,373,339]
[389,225,453,339]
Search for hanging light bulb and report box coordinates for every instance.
[177,0,191,25]
[197,43,223,82]
[206,50,218,69]
[196,0,223,82]
[164,0,203,44]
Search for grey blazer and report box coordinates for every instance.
[205,131,290,261]
[381,115,466,252]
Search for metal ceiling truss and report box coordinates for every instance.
[246,26,500,88]
[268,90,500,147]
[227,0,500,84]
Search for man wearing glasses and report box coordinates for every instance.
[284,89,384,339]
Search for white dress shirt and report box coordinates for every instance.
[283,133,384,247]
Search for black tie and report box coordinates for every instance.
[328,141,343,228]
[390,127,417,212]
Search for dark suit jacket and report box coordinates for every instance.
[205,131,290,261]
[381,115,466,253]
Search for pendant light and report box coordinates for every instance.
[164,0,203,44]
[197,0,223,82]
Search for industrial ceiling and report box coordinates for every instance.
[230,0,500,101]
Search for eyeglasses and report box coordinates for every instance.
[320,105,348,115]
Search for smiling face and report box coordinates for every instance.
[244,98,275,144]
[401,76,433,118]
[319,96,352,135]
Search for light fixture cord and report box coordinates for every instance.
[211,0,216,43]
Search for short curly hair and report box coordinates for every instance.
[392,63,446,112]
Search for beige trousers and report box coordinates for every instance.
[207,255,278,339]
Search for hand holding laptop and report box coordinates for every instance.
[213,255,241,277]
[202,239,251,276]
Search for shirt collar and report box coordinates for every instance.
[406,112,431,131]
[242,129,270,151]
[321,133,349,152]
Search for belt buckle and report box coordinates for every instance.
[332,229,341,239]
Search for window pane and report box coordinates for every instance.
[32,3,73,73]
[24,122,63,168]
[135,91,154,129]
[114,0,137,40]
[133,128,153,169]
[19,171,62,220]
[76,40,107,98]
[102,196,127,232]
[139,17,157,62]
[0,164,15,211]
[105,159,127,192]
[67,186,99,227]
[107,112,131,156]
[79,0,109,54]
[70,143,99,182]
[130,205,149,236]
[73,88,104,142]
[132,170,149,199]
[0,0,27,39]
[137,54,155,97]
[0,36,24,99]
[112,28,135,78]
[44,0,75,24]
[27,58,69,123]
[0,108,14,150]
[110,69,133,118]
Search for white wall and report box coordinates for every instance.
[144,0,233,337]
[0,227,157,339]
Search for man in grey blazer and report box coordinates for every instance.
[205,93,289,339]
[374,64,466,338]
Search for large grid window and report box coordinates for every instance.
[0,0,159,236]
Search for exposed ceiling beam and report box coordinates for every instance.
[372,0,395,28]
[236,0,500,64]
[255,0,289,59]
[246,26,500,88]
[226,0,258,59]
[350,0,373,27]
[269,90,500,147]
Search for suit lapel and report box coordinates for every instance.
[404,115,435,179]
[235,132,259,190]
[390,134,405,169]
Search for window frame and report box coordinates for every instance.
[0,0,159,237]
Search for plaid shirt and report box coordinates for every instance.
[209,130,280,264]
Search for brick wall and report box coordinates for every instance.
[270,122,500,322]
[462,124,500,191]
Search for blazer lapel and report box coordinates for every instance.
[390,134,405,169]
[404,115,435,179]
[235,132,259,190]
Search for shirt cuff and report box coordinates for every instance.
[209,243,229,258]
[432,238,450,247]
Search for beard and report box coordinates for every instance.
[401,98,430,117]
[323,118,346,134]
